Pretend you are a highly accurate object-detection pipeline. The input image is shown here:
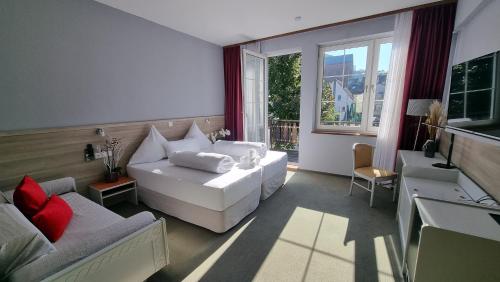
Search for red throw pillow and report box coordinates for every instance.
[13,175,48,217]
[32,195,73,242]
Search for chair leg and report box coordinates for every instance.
[392,178,397,202]
[370,180,376,208]
[349,174,355,196]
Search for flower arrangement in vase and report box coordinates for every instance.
[423,100,445,158]
[102,138,123,182]
[207,128,231,143]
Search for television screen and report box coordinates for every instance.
[447,51,500,141]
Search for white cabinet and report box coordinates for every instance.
[407,198,500,282]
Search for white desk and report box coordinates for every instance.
[395,150,498,280]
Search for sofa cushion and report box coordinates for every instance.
[13,176,48,217]
[32,195,73,242]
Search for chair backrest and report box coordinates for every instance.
[352,143,374,169]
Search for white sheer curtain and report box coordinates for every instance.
[373,12,413,171]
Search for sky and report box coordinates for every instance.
[326,42,392,73]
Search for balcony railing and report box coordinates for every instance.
[269,119,299,151]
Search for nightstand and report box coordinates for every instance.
[88,176,138,206]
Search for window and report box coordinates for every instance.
[316,37,392,133]
[448,53,497,121]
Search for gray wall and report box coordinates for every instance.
[0,0,224,131]
[253,16,395,175]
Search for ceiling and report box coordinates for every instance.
[95,0,440,46]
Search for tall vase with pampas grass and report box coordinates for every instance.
[423,100,445,158]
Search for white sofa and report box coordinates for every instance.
[1,177,169,282]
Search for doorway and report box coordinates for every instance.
[267,52,301,164]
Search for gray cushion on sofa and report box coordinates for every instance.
[8,192,155,282]
[2,177,76,204]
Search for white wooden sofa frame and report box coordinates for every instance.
[43,218,169,282]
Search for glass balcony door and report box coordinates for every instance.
[243,50,267,143]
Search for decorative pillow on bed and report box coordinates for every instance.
[184,121,212,149]
[169,151,235,173]
[13,176,48,218]
[0,204,56,277]
[164,138,201,158]
[31,195,73,242]
[128,125,168,165]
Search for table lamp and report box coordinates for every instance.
[406,99,434,151]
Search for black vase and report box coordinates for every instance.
[105,171,119,183]
[423,140,436,158]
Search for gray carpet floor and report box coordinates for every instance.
[110,170,403,282]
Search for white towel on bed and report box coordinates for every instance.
[213,140,267,158]
[169,151,235,174]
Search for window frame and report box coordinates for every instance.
[315,35,393,134]
[448,52,497,125]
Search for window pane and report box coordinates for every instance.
[345,46,368,74]
[451,63,465,93]
[467,56,493,90]
[448,93,464,119]
[320,101,337,125]
[322,78,341,102]
[324,50,345,77]
[372,101,384,127]
[370,42,392,128]
[345,75,365,95]
[466,90,492,120]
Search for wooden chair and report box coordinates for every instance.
[349,143,398,207]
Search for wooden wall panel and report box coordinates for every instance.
[439,132,500,201]
[0,116,224,194]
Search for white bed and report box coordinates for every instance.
[127,160,262,233]
[258,150,288,200]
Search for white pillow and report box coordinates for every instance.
[128,126,168,165]
[0,204,56,277]
[164,138,201,158]
[184,122,212,149]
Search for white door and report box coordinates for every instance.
[243,50,267,143]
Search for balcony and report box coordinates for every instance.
[269,119,299,163]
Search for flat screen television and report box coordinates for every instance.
[447,50,500,142]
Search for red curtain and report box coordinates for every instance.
[223,46,243,141]
[397,3,456,150]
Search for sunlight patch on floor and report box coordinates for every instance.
[182,218,255,282]
[253,207,355,281]
[374,236,398,282]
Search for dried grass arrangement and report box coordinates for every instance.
[102,137,123,182]
[425,100,445,140]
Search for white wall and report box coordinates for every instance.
[255,16,395,175]
[453,0,500,64]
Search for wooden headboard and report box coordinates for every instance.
[0,115,224,194]
[439,132,500,201]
